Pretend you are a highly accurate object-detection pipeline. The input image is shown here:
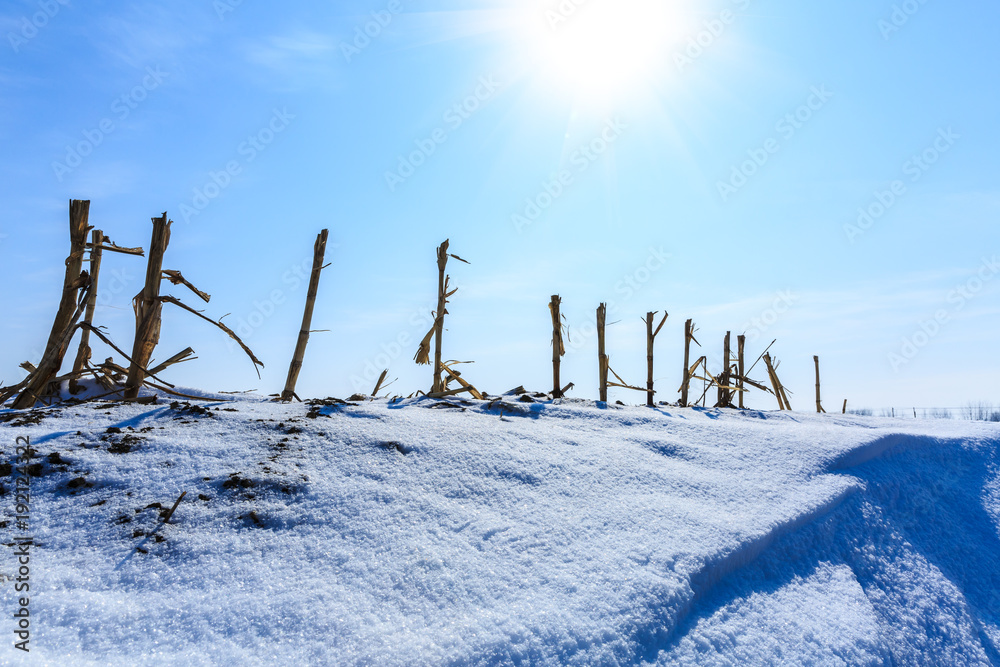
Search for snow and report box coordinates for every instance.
[1,391,998,665]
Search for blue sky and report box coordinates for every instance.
[1,0,998,410]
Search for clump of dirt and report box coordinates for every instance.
[222,474,255,490]
[67,477,94,491]
[169,401,214,419]
[100,428,146,454]
[47,452,70,466]
[305,397,358,419]
[378,441,410,455]
[430,402,466,411]
[484,400,530,417]
[107,433,145,454]
[0,409,57,427]
[239,510,264,527]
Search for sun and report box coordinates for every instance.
[524,0,690,102]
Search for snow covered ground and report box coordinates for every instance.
[1,390,998,665]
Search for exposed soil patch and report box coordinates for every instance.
[378,441,411,455]
[305,397,358,419]
[0,409,58,426]
[101,431,146,454]
[169,401,214,419]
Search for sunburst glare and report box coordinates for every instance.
[522,0,691,104]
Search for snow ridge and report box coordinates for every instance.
[0,394,998,664]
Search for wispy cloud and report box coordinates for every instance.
[241,30,340,92]
[92,2,210,71]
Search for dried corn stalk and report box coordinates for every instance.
[644,311,668,407]
[550,295,566,397]
[414,240,469,395]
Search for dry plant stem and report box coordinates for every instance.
[814,355,826,413]
[763,353,786,411]
[70,229,104,394]
[551,295,563,398]
[440,363,484,400]
[680,319,694,407]
[690,359,724,407]
[771,357,793,410]
[646,313,655,407]
[125,213,171,400]
[1,377,30,406]
[742,376,770,393]
[143,379,229,402]
[737,335,746,409]
[372,369,388,397]
[745,339,776,379]
[92,240,143,257]
[607,365,646,393]
[281,229,329,401]
[13,289,91,408]
[13,200,91,409]
[162,270,211,303]
[163,491,187,524]
[432,240,450,395]
[81,324,176,388]
[780,381,793,411]
[597,303,608,403]
[643,311,667,407]
[146,348,196,377]
[160,297,263,374]
[427,386,474,399]
[717,331,732,408]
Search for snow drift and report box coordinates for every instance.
[1,393,998,665]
